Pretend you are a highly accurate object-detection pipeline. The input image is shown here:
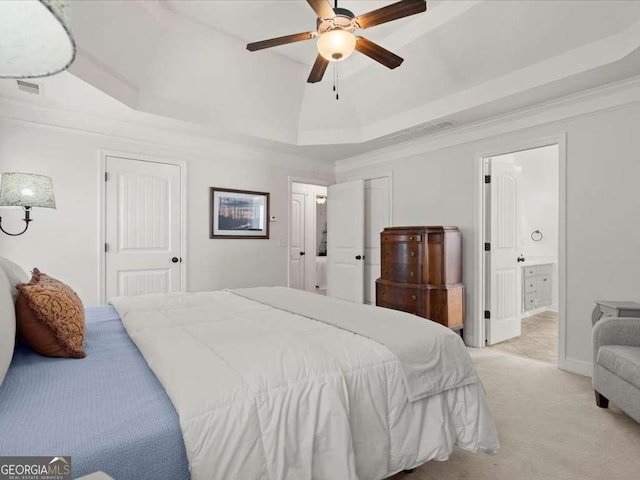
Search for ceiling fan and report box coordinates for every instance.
[246,0,428,83]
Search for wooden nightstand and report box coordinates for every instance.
[592,301,640,326]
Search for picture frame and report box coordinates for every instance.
[210,187,270,239]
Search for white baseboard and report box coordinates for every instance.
[561,356,592,377]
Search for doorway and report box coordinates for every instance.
[289,182,328,295]
[290,175,392,304]
[482,143,562,365]
[101,153,186,302]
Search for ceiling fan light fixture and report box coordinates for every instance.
[317,29,356,62]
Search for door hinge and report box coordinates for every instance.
[484,175,491,184]
[105,172,108,182]
[484,242,491,251]
[484,310,491,319]
[104,243,109,253]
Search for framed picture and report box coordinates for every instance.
[210,187,270,239]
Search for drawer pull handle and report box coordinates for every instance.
[409,236,414,240]
[543,278,548,281]
[410,251,415,257]
[409,271,414,277]
[411,295,417,301]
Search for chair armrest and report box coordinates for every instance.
[593,317,640,359]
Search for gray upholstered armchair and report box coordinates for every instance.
[592,317,640,422]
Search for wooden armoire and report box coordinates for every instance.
[376,226,464,332]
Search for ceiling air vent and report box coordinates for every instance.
[16,80,42,95]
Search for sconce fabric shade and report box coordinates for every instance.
[0,0,76,78]
[0,173,56,209]
[317,29,356,62]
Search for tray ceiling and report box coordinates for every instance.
[3,0,640,162]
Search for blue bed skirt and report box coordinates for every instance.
[0,306,190,480]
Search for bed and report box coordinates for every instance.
[0,277,498,479]
[0,306,190,479]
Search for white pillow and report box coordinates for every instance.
[0,257,28,301]
[0,268,16,387]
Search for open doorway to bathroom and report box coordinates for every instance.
[289,181,328,296]
[484,144,560,364]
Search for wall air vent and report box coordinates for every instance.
[388,120,456,139]
[16,80,42,95]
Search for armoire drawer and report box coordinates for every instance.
[382,242,423,265]
[381,263,422,284]
[381,233,422,243]
[376,282,424,316]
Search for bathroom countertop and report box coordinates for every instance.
[520,257,555,267]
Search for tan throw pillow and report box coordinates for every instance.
[16,269,86,359]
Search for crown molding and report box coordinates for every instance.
[335,75,640,174]
[0,97,333,174]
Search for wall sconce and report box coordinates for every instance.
[316,195,327,205]
[0,173,56,236]
[0,0,76,78]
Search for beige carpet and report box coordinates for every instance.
[388,348,640,480]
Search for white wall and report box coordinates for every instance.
[514,145,559,262]
[0,119,333,306]
[514,145,559,307]
[337,102,640,374]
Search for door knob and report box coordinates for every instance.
[355,255,362,260]
[299,251,306,256]
[171,257,179,263]
[517,255,526,263]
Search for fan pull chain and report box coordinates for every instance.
[332,63,340,101]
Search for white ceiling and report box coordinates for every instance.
[165,0,436,67]
[2,0,640,162]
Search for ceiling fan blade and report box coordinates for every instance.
[307,54,330,83]
[247,32,316,52]
[356,0,427,29]
[355,37,403,69]
[307,0,336,19]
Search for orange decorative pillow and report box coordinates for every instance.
[16,269,86,359]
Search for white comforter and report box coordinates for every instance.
[111,287,498,480]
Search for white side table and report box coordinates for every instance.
[592,300,640,326]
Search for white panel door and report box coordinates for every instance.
[289,192,306,290]
[364,177,391,305]
[105,156,182,299]
[328,179,365,303]
[487,156,522,344]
